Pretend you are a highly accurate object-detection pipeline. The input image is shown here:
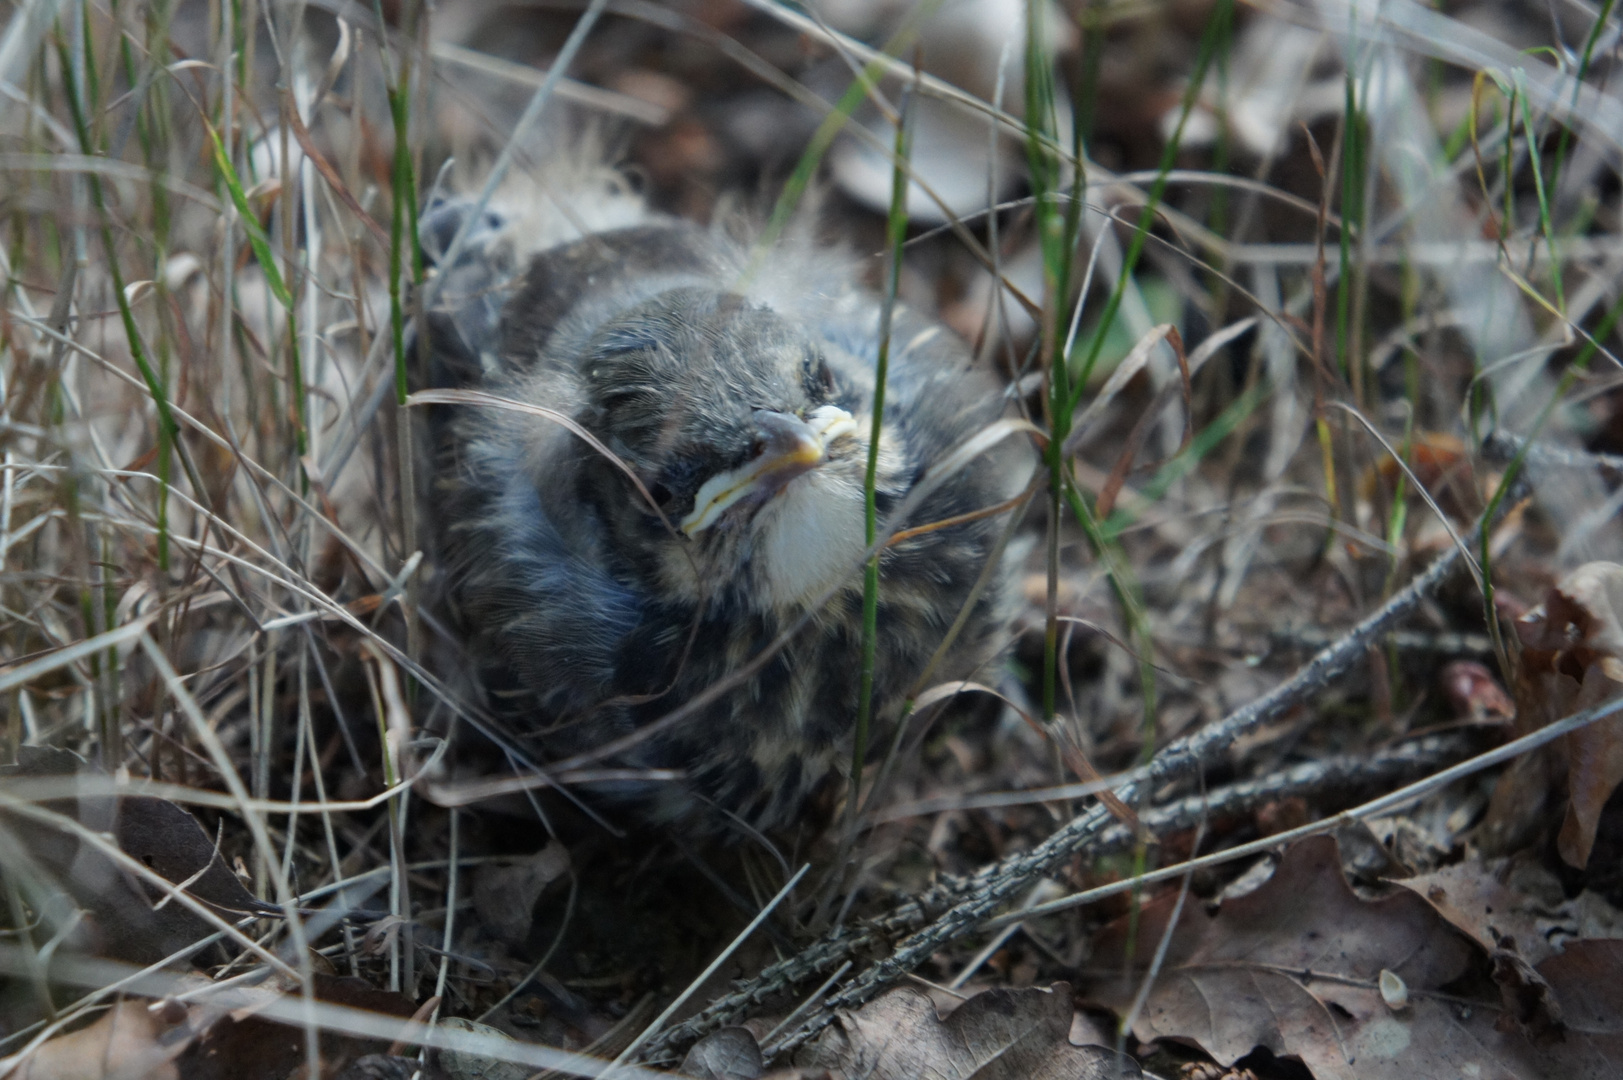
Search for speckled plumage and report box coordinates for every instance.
[419,171,1026,838]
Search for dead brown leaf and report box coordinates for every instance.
[1088,836,1623,1078]
[1506,939,1623,1074]
[1359,430,1478,518]
[8,1000,191,1080]
[1512,561,1623,867]
[796,983,1140,1080]
[471,840,570,947]
[0,748,272,971]
[1088,836,1483,1080]
[1389,856,1623,968]
[1397,858,1559,966]
[177,973,418,1080]
[1461,938,1623,1078]
[1439,659,1516,725]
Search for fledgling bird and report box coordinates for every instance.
[418,160,1026,839]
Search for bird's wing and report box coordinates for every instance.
[443,454,645,717]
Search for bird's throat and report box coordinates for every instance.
[752,467,870,610]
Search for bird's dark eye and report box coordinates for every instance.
[647,457,704,516]
[599,387,644,414]
[802,352,836,400]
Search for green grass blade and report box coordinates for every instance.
[207,126,293,309]
[1515,71,1562,311]
[55,26,193,571]
[1067,0,1234,404]
[852,78,915,826]
[1546,0,1619,200]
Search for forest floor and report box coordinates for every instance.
[2,1,1622,1078]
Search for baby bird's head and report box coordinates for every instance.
[576,287,906,613]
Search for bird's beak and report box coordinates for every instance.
[681,405,857,535]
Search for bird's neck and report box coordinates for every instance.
[750,466,871,610]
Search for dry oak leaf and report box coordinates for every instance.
[1396,858,1561,969]
[5,1000,191,1080]
[1087,835,1489,1080]
[797,982,1139,1080]
[1090,837,1623,1078]
[176,973,418,1080]
[0,747,274,969]
[1513,560,1623,868]
[1359,430,1480,520]
[1457,938,1623,1078]
[1500,938,1623,1076]
[1439,660,1516,725]
[1394,856,1623,969]
[471,839,570,948]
